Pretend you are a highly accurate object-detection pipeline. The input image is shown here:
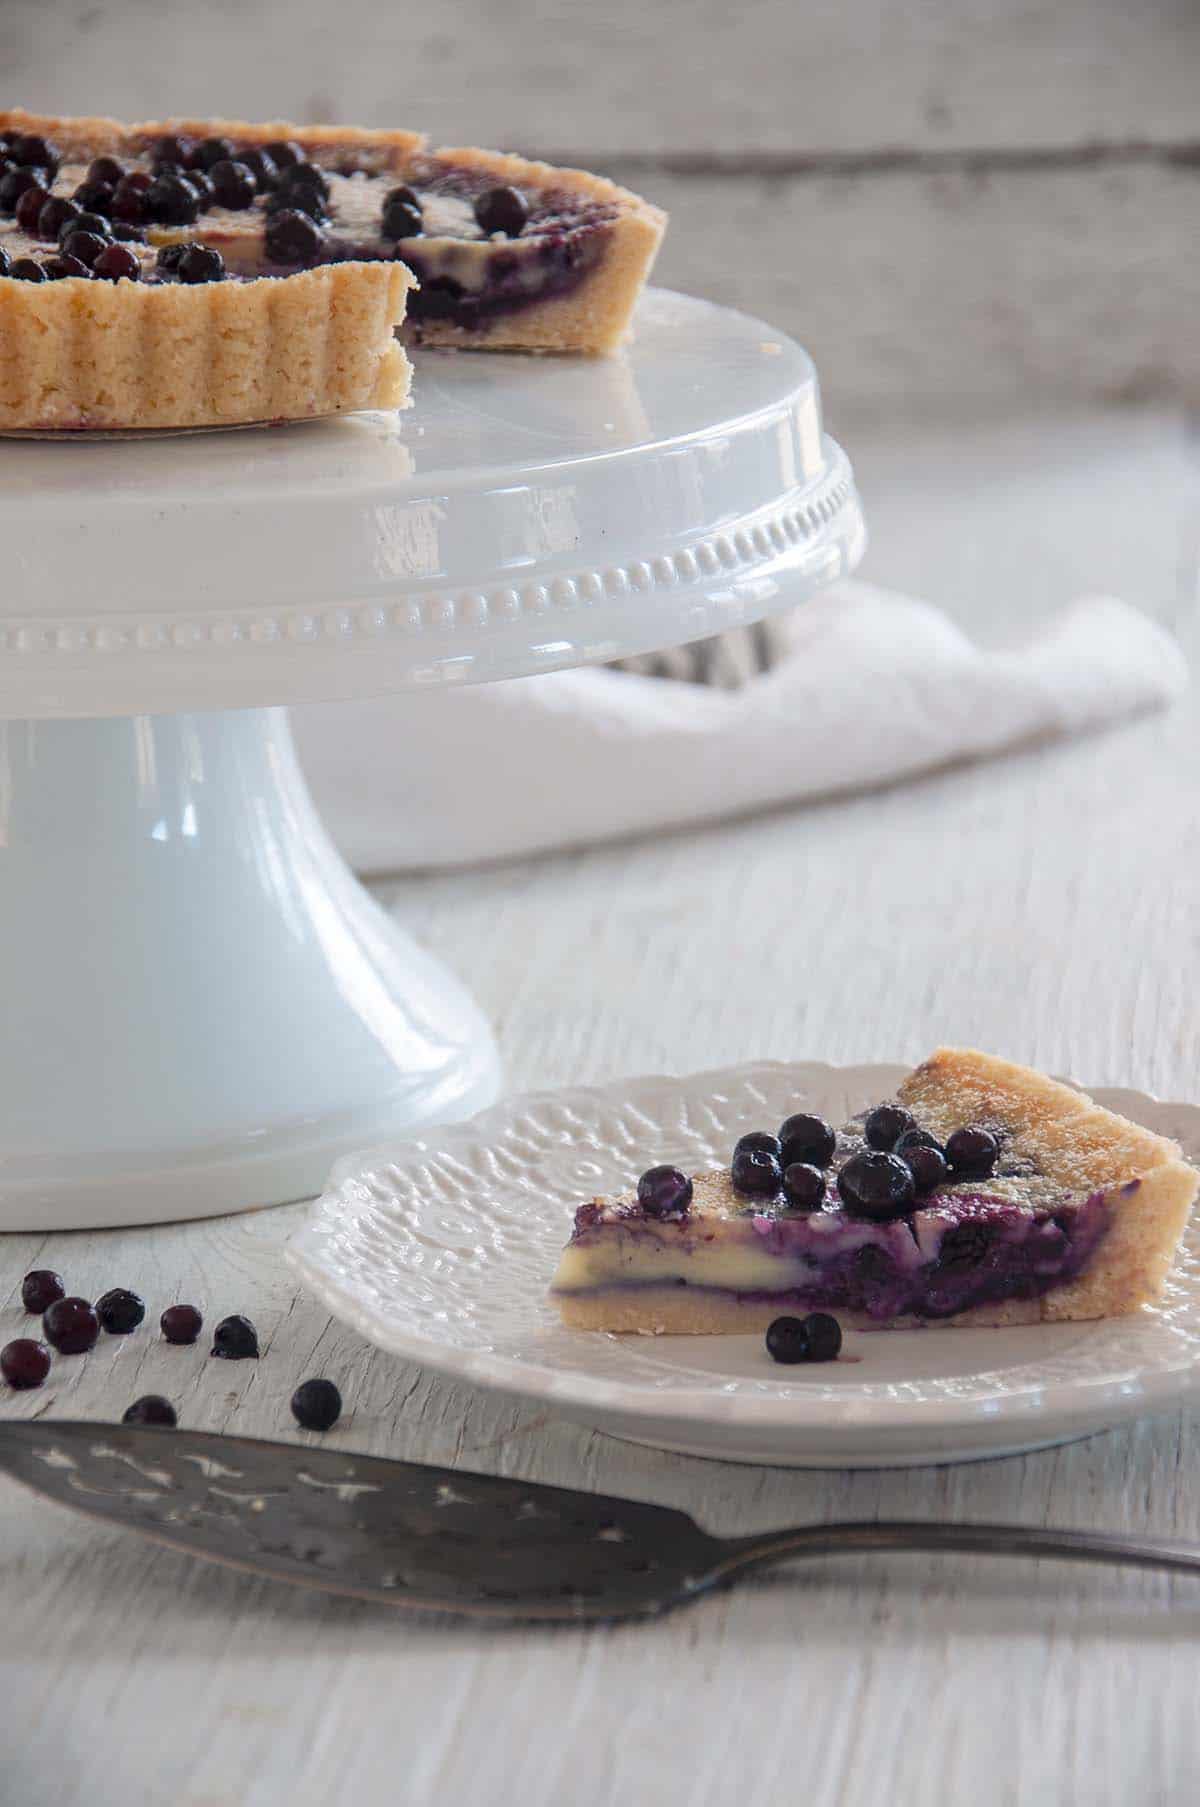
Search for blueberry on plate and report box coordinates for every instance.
[733,1130,782,1160]
[801,1311,843,1361]
[765,1316,810,1364]
[636,1165,692,1220]
[782,1162,826,1211]
[778,1111,837,1169]
[211,1314,259,1359]
[945,1125,1000,1179]
[905,1143,949,1195]
[837,1150,915,1220]
[96,1287,146,1334]
[291,1377,342,1432]
[731,1146,783,1197]
[123,1395,177,1426]
[863,1104,916,1150]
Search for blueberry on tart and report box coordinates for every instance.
[550,1048,1198,1333]
[0,108,666,431]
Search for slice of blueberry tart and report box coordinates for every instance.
[551,1049,1198,1333]
[0,108,666,430]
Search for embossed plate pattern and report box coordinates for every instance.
[288,1063,1200,1466]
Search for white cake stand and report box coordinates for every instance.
[0,290,864,1230]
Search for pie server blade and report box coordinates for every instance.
[3,1420,1199,1622]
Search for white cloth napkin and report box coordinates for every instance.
[293,580,1187,873]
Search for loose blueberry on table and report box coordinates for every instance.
[550,1048,1199,1333]
[21,1269,65,1314]
[160,1303,203,1345]
[96,1287,147,1334]
[290,1377,343,1432]
[42,1296,101,1355]
[2,1337,52,1389]
[123,1395,177,1426]
[211,1314,259,1360]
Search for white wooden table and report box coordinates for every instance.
[3,409,1197,1807]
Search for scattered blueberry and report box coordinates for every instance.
[177,243,225,284]
[1,1337,52,1389]
[0,246,9,278]
[153,134,195,171]
[211,1314,259,1359]
[11,134,60,176]
[733,1130,782,1159]
[731,1146,783,1196]
[86,155,125,188]
[266,182,326,223]
[10,258,46,282]
[264,206,323,263]
[155,242,187,274]
[96,1287,146,1334]
[863,1104,916,1150]
[36,195,80,242]
[474,185,529,237]
[122,1395,177,1427]
[778,1112,837,1169]
[144,173,201,226]
[0,165,47,214]
[111,221,147,243]
[240,147,279,192]
[63,209,113,244]
[894,1127,941,1156]
[14,180,51,233]
[636,1165,693,1220]
[945,1125,999,1179]
[184,168,215,207]
[382,187,423,239]
[905,1143,949,1195]
[208,158,257,210]
[290,1377,342,1432]
[278,160,329,203]
[92,242,141,282]
[782,1161,826,1211]
[71,180,116,215]
[21,1269,65,1314]
[765,1316,810,1364]
[60,229,109,270]
[43,1296,101,1354]
[801,1311,843,1362]
[41,254,91,281]
[111,173,149,223]
[837,1150,916,1220]
[193,135,236,171]
[160,1303,203,1344]
[265,140,305,171]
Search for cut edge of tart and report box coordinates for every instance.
[0,108,666,430]
[550,1048,1198,1334]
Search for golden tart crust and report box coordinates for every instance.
[0,109,666,430]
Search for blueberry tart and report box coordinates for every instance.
[0,107,666,431]
[551,1048,1197,1333]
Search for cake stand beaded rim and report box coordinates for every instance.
[0,453,857,661]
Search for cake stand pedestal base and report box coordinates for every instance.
[0,707,501,1230]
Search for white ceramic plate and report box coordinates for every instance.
[287,1062,1200,1467]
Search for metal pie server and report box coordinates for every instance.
[2,1420,1198,1622]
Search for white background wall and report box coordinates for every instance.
[7,0,1197,423]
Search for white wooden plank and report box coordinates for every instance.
[7,0,1199,158]
[1,409,1197,1807]
[643,163,1200,421]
